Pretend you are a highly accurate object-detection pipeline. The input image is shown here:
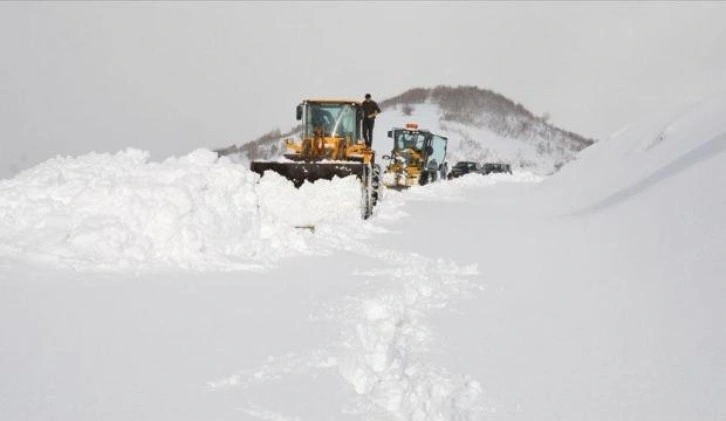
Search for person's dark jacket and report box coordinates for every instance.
[361,100,381,120]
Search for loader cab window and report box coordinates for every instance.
[304,102,360,141]
[308,106,335,135]
[424,135,447,171]
[394,130,426,151]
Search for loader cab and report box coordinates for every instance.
[392,129,427,151]
[297,100,362,143]
[382,124,448,188]
[388,125,448,166]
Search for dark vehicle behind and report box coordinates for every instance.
[447,161,481,179]
[481,163,512,175]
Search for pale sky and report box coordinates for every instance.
[2,1,726,178]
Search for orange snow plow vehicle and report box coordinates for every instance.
[250,99,381,219]
[381,123,448,189]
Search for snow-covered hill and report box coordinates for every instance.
[218,86,594,175]
[0,95,724,421]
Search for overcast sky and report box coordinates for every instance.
[2,1,726,178]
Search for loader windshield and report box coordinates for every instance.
[424,135,447,171]
[304,102,359,141]
[393,130,426,152]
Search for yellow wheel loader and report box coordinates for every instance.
[250,99,380,219]
[382,123,448,189]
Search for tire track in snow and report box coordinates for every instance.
[208,177,545,419]
[331,243,489,421]
[208,237,491,421]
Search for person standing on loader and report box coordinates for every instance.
[361,93,381,147]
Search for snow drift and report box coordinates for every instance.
[0,148,373,271]
[545,95,726,213]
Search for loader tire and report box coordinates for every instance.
[419,171,429,186]
[361,164,373,220]
[371,164,381,205]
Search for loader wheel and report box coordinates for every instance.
[371,164,381,205]
[419,171,429,186]
[361,165,373,220]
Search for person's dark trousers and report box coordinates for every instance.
[363,118,375,147]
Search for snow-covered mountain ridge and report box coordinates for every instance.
[217,85,595,175]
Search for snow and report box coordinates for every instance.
[1,96,725,421]
[0,148,375,271]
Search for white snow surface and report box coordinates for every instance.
[1,96,725,421]
[0,149,372,271]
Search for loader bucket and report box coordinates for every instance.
[250,161,375,219]
[250,161,367,187]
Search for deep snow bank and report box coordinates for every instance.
[544,95,726,212]
[0,148,371,271]
[0,145,540,272]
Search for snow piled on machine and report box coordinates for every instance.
[0,148,372,271]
